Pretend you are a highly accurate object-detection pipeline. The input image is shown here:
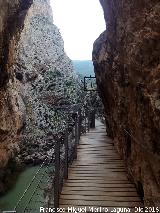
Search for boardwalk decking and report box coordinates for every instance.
[60,120,142,212]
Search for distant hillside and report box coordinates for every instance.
[72,60,94,76]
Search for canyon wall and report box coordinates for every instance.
[93,0,160,206]
[14,0,78,164]
[0,0,78,193]
[0,0,32,194]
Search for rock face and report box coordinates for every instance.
[0,0,78,193]
[14,0,78,164]
[93,0,160,206]
[0,0,32,193]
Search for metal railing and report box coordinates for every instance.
[5,105,95,213]
[49,106,92,209]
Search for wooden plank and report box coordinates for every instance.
[80,142,112,144]
[78,144,114,147]
[69,169,126,174]
[71,163,124,167]
[72,162,125,166]
[60,194,141,202]
[70,165,125,168]
[74,160,124,163]
[68,176,128,180]
[59,121,142,209]
[70,166,125,169]
[77,155,119,158]
[78,148,115,150]
[69,169,125,172]
[79,143,112,145]
[69,169,126,172]
[80,141,112,143]
[70,168,125,171]
[77,147,113,149]
[77,155,119,157]
[77,157,122,160]
[63,182,135,188]
[66,180,131,185]
[77,149,115,151]
[71,163,124,166]
[68,174,127,179]
[76,159,123,162]
[77,157,121,159]
[79,144,113,146]
[78,150,116,152]
[69,166,125,169]
[77,153,119,156]
[68,170,126,174]
[60,199,142,207]
[61,190,139,196]
[77,152,117,154]
[79,140,111,142]
[77,156,119,158]
[61,186,137,192]
[72,164,124,167]
[78,156,122,159]
[69,172,127,176]
[77,158,122,161]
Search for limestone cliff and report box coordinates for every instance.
[93,0,160,206]
[0,0,78,193]
[13,0,78,164]
[0,0,32,194]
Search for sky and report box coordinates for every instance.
[50,0,106,60]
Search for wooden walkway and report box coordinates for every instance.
[60,121,142,212]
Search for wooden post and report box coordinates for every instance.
[77,110,80,143]
[64,125,68,179]
[90,109,95,128]
[85,110,87,134]
[74,116,78,159]
[87,111,90,132]
[54,138,60,209]
[78,109,82,139]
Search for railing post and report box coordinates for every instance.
[85,110,87,134]
[77,110,80,143]
[78,109,82,139]
[64,124,68,179]
[54,137,60,210]
[87,110,90,132]
[90,109,95,128]
[74,115,78,159]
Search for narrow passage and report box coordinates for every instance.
[59,120,143,212]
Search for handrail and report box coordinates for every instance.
[6,104,96,213]
[52,106,90,209]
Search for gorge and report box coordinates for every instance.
[0,0,159,210]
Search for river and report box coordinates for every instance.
[0,166,50,213]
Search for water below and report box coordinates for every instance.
[0,166,51,213]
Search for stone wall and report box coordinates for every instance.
[93,0,160,206]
